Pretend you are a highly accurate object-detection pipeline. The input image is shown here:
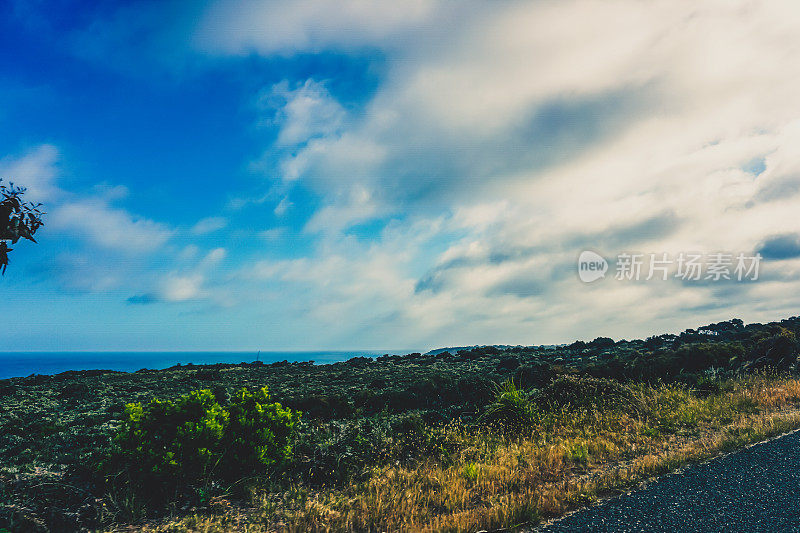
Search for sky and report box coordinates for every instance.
[3,0,800,352]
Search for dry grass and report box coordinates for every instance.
[136,373,800,533]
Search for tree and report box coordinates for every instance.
[0,179,44,274]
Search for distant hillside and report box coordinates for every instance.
[425,345,518,356]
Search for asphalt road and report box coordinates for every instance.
[536,430,800,532]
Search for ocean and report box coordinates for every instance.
[0,351,389,380]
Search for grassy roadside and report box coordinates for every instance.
[135,373,800,532]
[5,317,800,531]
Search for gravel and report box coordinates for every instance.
[536,430,800,532]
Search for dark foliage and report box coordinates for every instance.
[0,179,44,273]
[536,375,642,415]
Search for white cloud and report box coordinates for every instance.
[242,2,800,228]
[178,244,200,261]
[157,247,228,303]
[1,146,174,254]
[92,182,129,201]
[196,0,436,55]
[20,2,792,347]
[49,198,173,253]
[0,146,230,310]
[273,197,292,216]
[191,216,228,235]
[203,247,226,264]
[258,227,285,241]
[211,1,800,347]
[161,274,204,302]
[304,185,380,234]
[264,79,346,148]
[0,144,61,202]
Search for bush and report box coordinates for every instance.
[674,342,741,372]
[112,389,227,491]
[753,328,798,365]
[195,368,222,381]
[588,337,615,349]
[290,411,442,487]
[537,375,641,414]
[514,362,554,388]
[58,382,91,402]
[462,462,480,483]
[0,383,17,397]
[455,374,494,406]
[222,387,299,479]
[104,387,299,506]
[480,380,534,433]
[292,417,391,486]
[292,393,353,419]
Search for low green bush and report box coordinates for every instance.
[291,417,392,486]
[221,387,299,479]
[514,361,554,387]
[480,380,534,433]
[103,387,299,507]
[291,393,353,419]
[537,375,641,414]
[462,462,480,483]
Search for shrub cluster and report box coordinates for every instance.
[479,376,645,435]
[5,315,800,530]
[536,375,642,414]
[480,380,534,433]
[103,387,299,506]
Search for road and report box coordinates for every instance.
[536,430,800,532]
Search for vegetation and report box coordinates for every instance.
[0,179,44,274]
[102,387,298,514]
[3,316,800,531]
[480,380,534,433]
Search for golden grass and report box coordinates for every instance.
[135,373,800,533]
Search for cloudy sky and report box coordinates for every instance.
[3,0,800,352]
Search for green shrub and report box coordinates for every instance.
[291,393,353,419]
[222,387,300,479]
[753,328,798,365]
[455,374,494,406]
[290,412,448,487]
[110,389,227,495]
[480,380,534,433]
[513,361,553,388]
[497,357,520,371]
[104,387,299,506]
[537,375,641,414]
[291,417,392,486]
[461,462,480,483]
[566,441,589,466]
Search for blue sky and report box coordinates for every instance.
[3,1,800,351]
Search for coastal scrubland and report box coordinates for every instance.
[3,317,800,532]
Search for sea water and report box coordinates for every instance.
[0,350,388,379]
